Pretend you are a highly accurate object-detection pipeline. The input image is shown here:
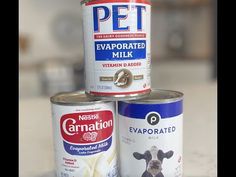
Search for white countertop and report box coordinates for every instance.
[19,82,217,177]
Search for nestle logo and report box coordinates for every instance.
[78,114,99,120]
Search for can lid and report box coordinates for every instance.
[121,89,183,104]
[50,91,110,105]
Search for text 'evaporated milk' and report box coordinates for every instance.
[81,0,151,100]
[50,91,118,177]
[118,89,183,177]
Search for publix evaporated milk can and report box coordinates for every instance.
[118,89,183,177]
[50,91,118,177]
[81,0,151,100]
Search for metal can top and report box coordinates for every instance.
[120,89,183,104]
[50,91,112,105]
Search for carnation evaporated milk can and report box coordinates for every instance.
[118,89,183,177]
[81,0,151,100]
[50,91,118,177]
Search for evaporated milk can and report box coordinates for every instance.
[50,91,118,177]
[118,89,183,177]
[81,0,151,100]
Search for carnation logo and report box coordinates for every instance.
[83,132,98,142]
[60,111,113,144]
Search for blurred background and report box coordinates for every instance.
[19,0,216,98]
[19,0,217,177]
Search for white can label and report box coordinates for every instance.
[51,102,118,177]
[82,0,151,96]
[118,101,183,177]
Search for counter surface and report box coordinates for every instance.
[20,82,217,177]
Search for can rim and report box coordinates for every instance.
[50,90,113,105]
[119,89,183,104]
[85,89,151,101]
[80,0,91,5]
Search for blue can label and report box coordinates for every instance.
[95,40,146,61]
[118,100,183,177]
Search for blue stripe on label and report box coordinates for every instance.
[118,100,183,119]
[63,136,112,156]
[95,40,146,61]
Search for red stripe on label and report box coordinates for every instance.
[85,0,151,6]
[90,89,150,95]
[94,33,146,39]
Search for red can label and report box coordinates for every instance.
[60,110,114,156]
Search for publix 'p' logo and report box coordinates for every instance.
[146,112,161,126]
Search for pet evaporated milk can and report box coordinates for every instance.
[118,89,183,177]
[81,0,151,100]
[50,91,118,177]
